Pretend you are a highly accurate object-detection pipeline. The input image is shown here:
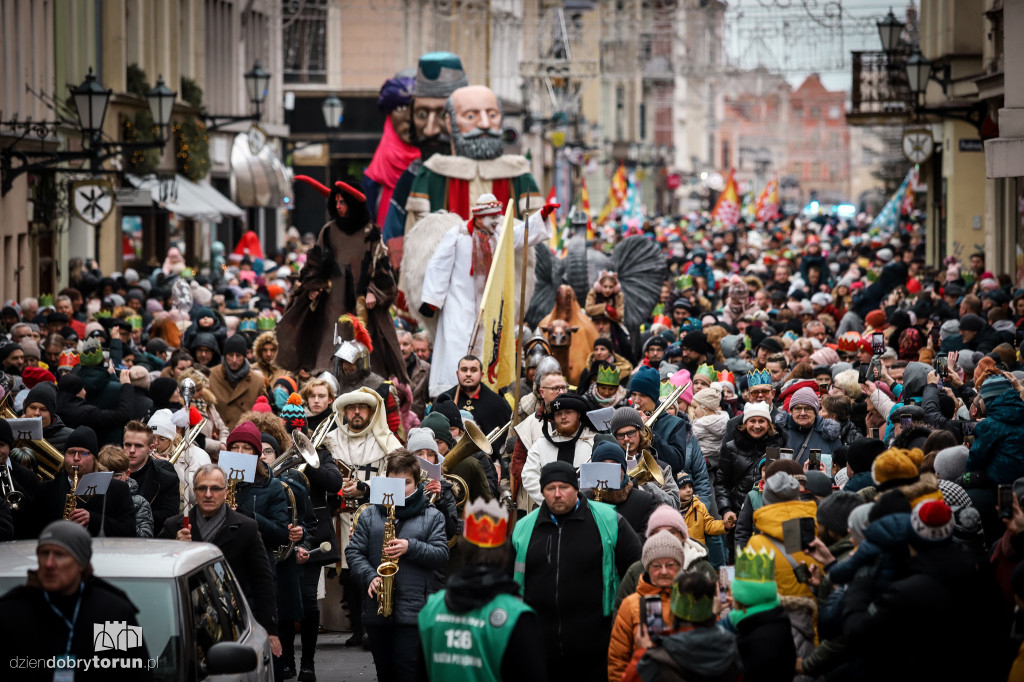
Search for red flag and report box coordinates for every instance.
[755,175,780,222]
[711,169,741,227]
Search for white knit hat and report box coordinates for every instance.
[692,387,722,411]
[406,427,438,455]
[147,408,177,440]
[742,401,772,423]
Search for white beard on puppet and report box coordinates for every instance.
[452,126,504,160]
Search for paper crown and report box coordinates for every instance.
[652,314,673,328]
[747,369,772,388]
[463,497,508,548]
[660,380,675,398]
[680,317,702,333]
[735,546,776,583]
[38,294,54,307]
[670,583,715,623]
[239,319,258,332]
[596,364,620,386]
[837,331,862,353]
[676,274,694,290]
[126,315,142,330]
[695,364,718,382]
[58,349,80,368]
[718,370,735,386]
[257,312,276,330]
[93,309,112,319]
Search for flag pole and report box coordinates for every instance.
[512,194,531,429]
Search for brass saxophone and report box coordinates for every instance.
[63,466,79,520]
[376,503,399,617]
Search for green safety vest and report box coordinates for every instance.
[511,500,620,616]
[418,591,532,682]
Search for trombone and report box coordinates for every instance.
[270,430,322,477]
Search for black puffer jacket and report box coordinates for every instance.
[715,429,787,514]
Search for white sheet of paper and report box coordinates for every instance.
[6,417,43,441]
[625,457,639,471]
[416,457,443,483]
[369,476,407,506]
[75,471,114,496]
[579,461,623,490]
[586,407,615,432]
[218,450,258,483]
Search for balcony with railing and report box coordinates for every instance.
[848,50,914,126]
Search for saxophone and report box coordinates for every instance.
[63,466,79,520]
[376,503,399,617]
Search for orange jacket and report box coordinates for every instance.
[608,574,674,682]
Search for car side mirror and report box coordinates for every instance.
[205,642,258,674]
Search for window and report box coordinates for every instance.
[283,0,327,84]
[810,107,821,119]
[190,563,247,665]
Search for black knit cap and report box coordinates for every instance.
[0,419,12,448]
[65,426,98,455]
[539,461,578,490]
[847,437,886,474]
[547,393,588,418]
[23,382,57,416]
[223,333,248,356]
[432,394,463,432]
[57,374,85,396]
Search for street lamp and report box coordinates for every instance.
[905,50,932,96]
[244,61,271,112]
[71,67,112,140]
[321,94,344,129]
[147,75,177,133]
[877,8,905,55]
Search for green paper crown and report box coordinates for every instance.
[670,584,715,623]
[735,546,776,583]
[660,380,675,398]
[94,310,112,319]
[128,315,142,330]
[695,364,717,382]
[596,364,620,386]
[651,302,665,318]
[257,313,276,331]
[747,369,772,387]
[38,294,54,307]
[676,274,694,291]
[180,267,195,279]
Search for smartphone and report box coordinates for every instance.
[644,595,666,636]
[871,332,885,356]
[901,416,912,429]
[935,355,948,374]
[782,517,816,554]
[793,563,812,584]
[808,449,821,470]
[765,446,781,461]
[780,448,795,460]
[999,484,1014,520]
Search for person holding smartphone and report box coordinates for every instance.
[608,531,687,682]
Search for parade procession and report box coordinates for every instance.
[4,0,1024,680]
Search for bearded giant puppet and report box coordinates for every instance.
[275,179,407,383]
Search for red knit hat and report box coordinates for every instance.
[251,395,273,413]
[21,366,56,389]
[226,421,262,454]
[865,310,887,329]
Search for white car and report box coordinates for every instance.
[0,539,273,681]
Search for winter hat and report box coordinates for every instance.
[539,461,578,490]
[149,377,178,406]
[261,433,281,456]
[680,331,708,355]
[57,374,85,396]
[642,531,686,571]
[959,314,985,333]
[909,500,954,544]
[809,347,840,366]
[0,343,20,365]
[147,409,177,440]
[592,441,628,472]
[21,366,55,390]
[763,471,801,505]
[65,426,99,455]
[816,491,863,537]
[0,419,13,449]
[23,382,57,415]
[675,472,693,490]
[38,520,92,568]
[610,406,645,434]
[421,412,455,449]
[226,421,262,454]
[789,387,821,411]
[865,310,887,329]
[413,52,468,99]
[876,248,893,263]
[223,333,248,357]
[407,427,439,455]
[847,437,886,474]
[871,448,921,487]
[251,395,273,414]
[19,339,41,359]
[804,470,833,498]
[742,401,772,423]
[593,337,615,354]
[431,395,464,432]
[127,365,150,391]
[979,375,1013,402]
[933,445,969,481]
[692,387,722,411]
[280,393,307,433]
[646,504,689,539]
[629,366,662,402]
[847,502,875,543]
[939,319,960,342]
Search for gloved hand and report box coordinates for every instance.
[540,201,561,221]
[419,302,437,318]
[605,305,619,322]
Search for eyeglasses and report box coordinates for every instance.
[749,389,773,398]
[790,405,816,413]
[261,448,276,457]
[195,485,226,494]
[540,385,568,392]
[615,428,639,440]
[65,449,92,458]
[648,561,680,572]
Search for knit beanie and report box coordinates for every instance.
[261,433,281,456]
[762,471,801,505]
[65,426,99,455]
[847,437,886,474]
[0,343,20,365]
[226,421,262,454]
[432,395,464,432]
[816,491,863,537]
[610,406,645,434]
[251,395,273,413]
[865,310,887,329]
[642,531,686,571]
[692,387,721,411]
[629,366,662,402]
[407,427,439,455]
[539,461,578,490]
[646,504,688,539]
[127,365,150,391]
[592,441,628,472]
[979,375,1013,402]
[909,500,954,545]
[789,386,821,411]
[147,409,177,440]
[847,502,874,543]
[38,520,92,567]
[933,445,969,481]
[19,339,41,360]
[959,314,985,333]
[150,377,178,406]
[742,401,772,423]
[57,374,85,396]
[421,412,455,449]
[23,381,58,416]
[804,470,833,498]
[872,449,920,487]
[280,393,307,433]
[0,419,12,449]
[222,333,248,357]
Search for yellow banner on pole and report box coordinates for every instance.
[480,201,517,391]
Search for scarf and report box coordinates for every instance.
[542,419,584,464]
[222,358,251,386]
[196,504,228,542]
[390,483,427,520]
[363,118,421,225]
[469,221,494,277]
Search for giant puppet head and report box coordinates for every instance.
[378,72,416,144]
[444,85,504,161]
[411,52,468,159]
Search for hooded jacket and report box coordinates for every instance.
[778,413,841,463]
[746,499,823,599]
[967,389,1024,484]
[652,414,711,507]
[716,428,787,514]
[631,625,742,682]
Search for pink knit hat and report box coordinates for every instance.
[645,504,688,540]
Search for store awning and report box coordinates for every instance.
[125,174,243,222]
[230,134,293,208]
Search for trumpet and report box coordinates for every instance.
[171,378,207,465]
[63,466,79,520]
[0,465,24,510]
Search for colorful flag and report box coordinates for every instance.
[711,169,740,226]
[755,175,781,222]
[580,176,594,239]
[597,163,628,224]
[545,186,560,252]
[872,166,918,230]
[479,201,517,391]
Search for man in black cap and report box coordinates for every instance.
[679,330,709,376]
[753,336,784,371]
[54,371,137,446]
[21,382,73,452]
[509,460,641,680]
[25,426,137,537]
[843,437,887,494]
[957,313,998,354]
[0,342,26,389]
[0,520,151,680]
[639,335,667,372]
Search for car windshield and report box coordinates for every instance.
[0,576,182,682]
